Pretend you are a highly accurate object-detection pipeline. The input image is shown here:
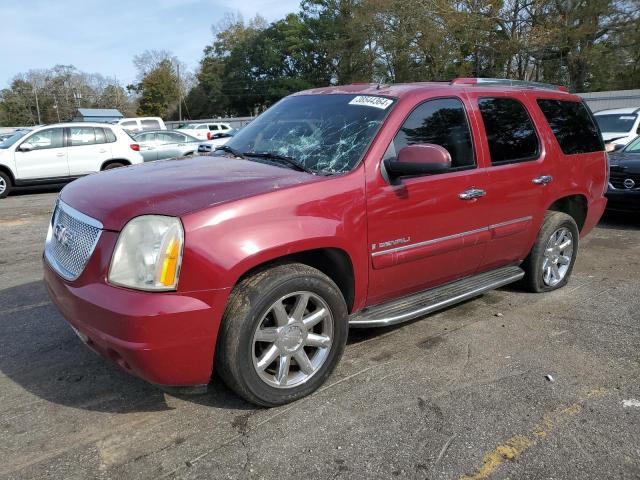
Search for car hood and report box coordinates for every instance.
[60,155,324,231]
[609,152,640,172]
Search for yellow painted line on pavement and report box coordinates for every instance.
[460,388,606,480]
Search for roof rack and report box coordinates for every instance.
[450,77,568,92]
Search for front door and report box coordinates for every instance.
[67,127,112,175]
[366,96,490,305]
[14,127,68,180]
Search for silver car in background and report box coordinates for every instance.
[133,130,200,161]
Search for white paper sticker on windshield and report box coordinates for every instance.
[349,96,393,110]
[619,115,636,120]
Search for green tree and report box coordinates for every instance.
[133,60,179,117]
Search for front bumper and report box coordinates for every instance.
[605,188,640,212]
[43,257,230,387]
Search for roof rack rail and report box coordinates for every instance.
[450,77,568,92]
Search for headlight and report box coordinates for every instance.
[108,216,184,291]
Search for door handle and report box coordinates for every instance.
[459,188,486,200]
[99,149,107,153]
[56,153,65,157]
[532,175,553,185]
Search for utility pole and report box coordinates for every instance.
[33,87,42,124]
[177,62,182,122]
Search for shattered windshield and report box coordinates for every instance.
[223,94,395,174]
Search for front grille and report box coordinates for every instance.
[45,200,102,281]
[609,171,640,190]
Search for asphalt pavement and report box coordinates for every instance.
[1,189,639,479]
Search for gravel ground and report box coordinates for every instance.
[0,189,639,480]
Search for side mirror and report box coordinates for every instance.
[384,144,452,179]
[17,143,34,152]
[605,143,624,153]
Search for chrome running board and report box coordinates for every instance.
[349,265,524,328]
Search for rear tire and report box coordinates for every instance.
[522,211,579,292]
[0,171,11,199]
[215,263,348,407]
[103,162,125,170]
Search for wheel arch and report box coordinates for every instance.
[100,159,131,170]
[233,247,356,314]
[0,164,15,184]
[546,194,588,232]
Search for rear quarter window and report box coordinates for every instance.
[537,99,604,154]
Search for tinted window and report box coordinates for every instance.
[479,97,539,164]
[105,128,117,142]
[22,128,64,150]
[393,97,475,169]
[69,127,97,146]
[208,125,219,131]
[537,99,603,154]
[141,119,160,130]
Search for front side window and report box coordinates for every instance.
[622,136,640,154]
[392,97,475,169]
[94,128,106,144]
[141,119,160,130]
[537,99,603,154]
[69,127,97,146]
[478,97,539,164]
[225,94,395,174]
[22,128,64,150]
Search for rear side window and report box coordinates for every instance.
[69,127,96,146]
[478,97,539,164]
[209,125,219,131]
[94,128,106,144]
[141,119,160,130]
[104,128,117,142]
[537,100,604,154]
[393,97,475,169]
[120,121,137,130]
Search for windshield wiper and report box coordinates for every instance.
[243,151,315,174]
[214,145,245,158]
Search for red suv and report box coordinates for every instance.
[43,79,607,406]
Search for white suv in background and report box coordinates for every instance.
[594,108,640,146]
[0,123,143,198]
[116,117,167,133]
[177,122,232,140]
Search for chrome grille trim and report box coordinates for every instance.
[44,199,103,281]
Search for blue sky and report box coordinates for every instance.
[0,0,302,87]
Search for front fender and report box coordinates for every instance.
[179,173,369,309]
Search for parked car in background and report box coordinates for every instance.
[0,123,143,198]
[43,79,607,406]
[116,117,167,133]
[133,130,200,162]
[177,122,232,141]
[606,135,640,211]
[197,129,237,154]
[594,108,640,146]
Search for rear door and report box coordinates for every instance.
[67,127,112,175]
[468,93,553,271]
[136,132,158,161]
[366,96,490,305]
[14,127,68,180]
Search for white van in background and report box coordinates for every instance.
[116,117,167,133]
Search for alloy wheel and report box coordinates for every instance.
[542,227,574,286]
[252,291,333,389]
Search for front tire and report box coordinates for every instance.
[215,263,348,406]
[103,162,125,170]
[0,171,11,198]
[522,211,579,292]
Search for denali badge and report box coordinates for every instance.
[53,223,73,248]
[373,237,411,250]
[623,178,635,189]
